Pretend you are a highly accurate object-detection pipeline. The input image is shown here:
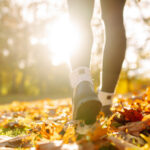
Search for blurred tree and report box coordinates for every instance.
[0,0,149,97]
[0,0,70,96]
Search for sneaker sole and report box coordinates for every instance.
[75,99,102,124]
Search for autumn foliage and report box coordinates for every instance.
[1,88,150,149]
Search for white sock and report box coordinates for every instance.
[98,90,114,106]
[70,66,93,89]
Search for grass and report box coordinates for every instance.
[0,127,27,137]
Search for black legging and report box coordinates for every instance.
[68,0,126,93]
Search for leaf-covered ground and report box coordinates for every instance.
[1,88,150,149]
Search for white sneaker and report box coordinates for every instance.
[70,67,102,124]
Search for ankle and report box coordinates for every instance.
[98,90,114,106]
[70,66,93,89]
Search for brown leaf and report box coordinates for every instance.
[80,142,94,150]
[108,136,140,150]
[0,135,31,148]
[118,119,150,136]
[36,141,62,150]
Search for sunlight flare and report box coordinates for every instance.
[47,16,81,66]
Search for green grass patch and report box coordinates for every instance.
[0,127,27,137]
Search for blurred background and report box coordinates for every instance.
[0,0,150,103]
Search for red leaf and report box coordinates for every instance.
[121,109,143,122]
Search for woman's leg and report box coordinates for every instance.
[68,0,102,124]
[99,0,126,115]
[67,0,94,69]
